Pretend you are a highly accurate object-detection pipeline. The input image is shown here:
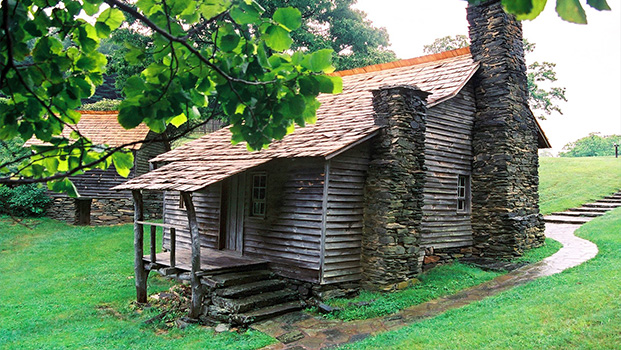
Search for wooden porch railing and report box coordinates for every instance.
[136,220,185,268]
[132,190,203,319]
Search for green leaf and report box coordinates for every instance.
[515,0,548,20]
[264,25,293,52]
[48,178,79,197]
[112,151,134,178]
[304,49,334,73]
[230,2,261,25]
[118,105,144,129]
[97,8,125,35]
[219,33,241,52]
[316,75,343,94]
[502,0,533,15]
[586,0,611,10]
[273,7,302,31]
[169,113,187,127]
[200,0,231,20]
[556,0,587,23]
[83,1,101,16]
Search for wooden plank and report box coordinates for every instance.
[132,190,148,303]
[320,160,330,284]
[181,191,203,319]
[150,225,157,264]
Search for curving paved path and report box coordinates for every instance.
[254,222,598,349]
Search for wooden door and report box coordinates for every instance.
[221,174,245,253]
[76,199,91,226]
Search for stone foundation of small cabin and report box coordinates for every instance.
[422,246,475,271]
[47,194,161,226]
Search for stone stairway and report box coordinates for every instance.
[202,268,304,325]
[545,191,621,224]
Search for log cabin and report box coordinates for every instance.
[28,111,169,225]
[115,0,551,323]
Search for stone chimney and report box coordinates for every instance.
[361,85,430,290]
[467,0,545,258]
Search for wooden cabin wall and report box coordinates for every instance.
[243,158,325,283]
[421,83,476,249]
[162,185,221,250]
[50,165,135,199]
[135,131,169,176]
[322,144,370,284]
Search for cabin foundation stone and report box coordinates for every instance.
[467,0,545,258]
[361,85,429,290]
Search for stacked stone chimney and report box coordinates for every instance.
[467,0,545,257]
[361,85,429,290]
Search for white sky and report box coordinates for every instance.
[354,0,621,154]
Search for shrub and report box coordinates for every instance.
[80,99,121,111]
[0,184,52,217]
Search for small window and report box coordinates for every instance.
[179,195,185,209]
[457,175,470,213]
[252,173,267,217]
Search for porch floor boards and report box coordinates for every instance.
[143,248,266,274]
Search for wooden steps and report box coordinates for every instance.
[545,191,621,224]
[203,269,304,325]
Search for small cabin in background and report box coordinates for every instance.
[35,111,169,225]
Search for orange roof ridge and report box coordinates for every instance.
[332,47,471,77]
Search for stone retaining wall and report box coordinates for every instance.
[47,195,161,226]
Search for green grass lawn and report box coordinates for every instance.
[340,207,621,350]
[324,238,561,321]
[539,156,621,214]
[0,218,274,350]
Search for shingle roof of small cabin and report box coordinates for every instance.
[115,47,533,192]
[25,111,151,150]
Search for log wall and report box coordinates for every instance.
[321,145,370,284]
[421,84,476,249]
[162,185,222,250]
[243,158,325,283]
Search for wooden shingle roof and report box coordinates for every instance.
[25,111,151,150]
[115,48,480,192]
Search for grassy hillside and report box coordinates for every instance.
[539,156,620,214]
[342,208,621,350]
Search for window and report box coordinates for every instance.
[179,195,185,209]
[251,173,267,217]
[457,175,470,213]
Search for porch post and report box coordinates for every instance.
[181,191,203,319]
[132,190,149,303]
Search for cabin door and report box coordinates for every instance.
[221,174,245,253]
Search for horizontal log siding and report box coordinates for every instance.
[421,84,476,249]
[243,158,325,283]
[162,185,221,250]
[47,165,136,199]
[322,144,370,284]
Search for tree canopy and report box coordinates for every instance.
[424,35,567,120]
[560,133,621,157]
[0,0,612,195]
[0,0,342,194]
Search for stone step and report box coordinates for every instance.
[549,211,604,218]
[582,202,621,209]
[595,199,621,204]
[544,215,592,224]
[216,279,287,299]
[204,270,273,288]
[236,301,304,324]
[568,207,610,213]
[213,289,298,314]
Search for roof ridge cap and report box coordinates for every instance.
[331,47,471,78]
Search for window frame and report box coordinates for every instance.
[457,174,471,213]
[251,172,267,217]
